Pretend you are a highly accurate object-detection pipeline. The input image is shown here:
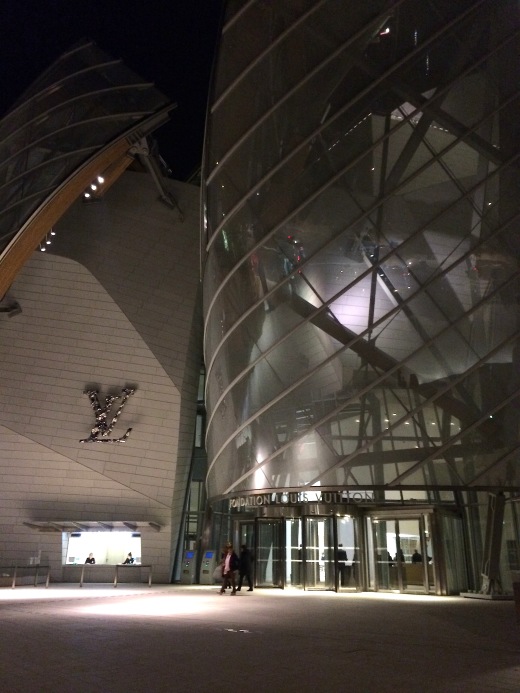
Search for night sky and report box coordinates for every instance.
[0,0,225,180]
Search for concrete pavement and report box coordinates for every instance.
[0,584,519,692]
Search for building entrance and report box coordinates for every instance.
[238,514,360,591]
[367,515,435,594]
[231,505,465,595]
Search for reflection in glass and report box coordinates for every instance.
[203,2,520,591]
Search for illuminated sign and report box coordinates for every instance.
[229,490,374,509]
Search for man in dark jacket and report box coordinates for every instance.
[237,544,253,592]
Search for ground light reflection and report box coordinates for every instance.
[0,587,517,691]
[0,583,462,609]
[78,594,218,617]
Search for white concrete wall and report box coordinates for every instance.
[0,171,201,583]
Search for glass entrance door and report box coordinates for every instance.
[370,518,399,590]
[304,517,334,590]
[368,515,434,593]
[399,517,433,592]
[255,519,283,588]
[336,514,359,590]
[285,518,302,588]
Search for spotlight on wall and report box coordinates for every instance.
[39,227,56,251]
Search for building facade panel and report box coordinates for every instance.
[0,172,201,583]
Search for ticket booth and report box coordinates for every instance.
[180,550,197,584]
[199,549,218,585]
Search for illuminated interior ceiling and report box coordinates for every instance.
[0,40,175,299]
[23,520,161,533]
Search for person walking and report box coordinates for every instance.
[237,544,253,592]
[220,543,239,594]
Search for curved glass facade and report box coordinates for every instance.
[0,40,172,274]
[202,1,520,505]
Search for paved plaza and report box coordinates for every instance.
[0,584,519,692]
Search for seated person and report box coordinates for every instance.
[85,553,95,564]
[122,552,134,564]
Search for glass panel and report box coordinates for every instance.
[203,0,520,504]
[255,519,282,588]
[398,518,428,593]
[440,513,468,595]
[239,522,255,550]
[336,514,359,590]
[304,517,334,590]
[0,42,171,257]
[65,531,141,566]
[502,502,520,594]
[369,515,434,593]
[285,518,303,588]
[371,519,398,590]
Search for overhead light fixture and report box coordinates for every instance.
[83,174,105,202]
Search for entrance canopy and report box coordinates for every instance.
[23,520,161,533]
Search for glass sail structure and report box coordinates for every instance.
[0,40,173,297]
[202,0,520,505]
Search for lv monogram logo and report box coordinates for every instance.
[80,388,135,443]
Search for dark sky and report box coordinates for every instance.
[0,0,224,180]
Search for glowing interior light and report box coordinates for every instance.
[97,176,104,184]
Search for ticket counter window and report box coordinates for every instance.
[65,531,142,565]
